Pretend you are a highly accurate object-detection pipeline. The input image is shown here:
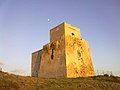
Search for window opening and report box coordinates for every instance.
[72,33,75,36]
[51,49,54,60]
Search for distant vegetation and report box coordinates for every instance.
[0,71,120,90]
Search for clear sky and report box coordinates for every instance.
[0,0,120,76]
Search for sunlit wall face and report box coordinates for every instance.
[0,0,120,76]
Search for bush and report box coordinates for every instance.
[104,74,109,77]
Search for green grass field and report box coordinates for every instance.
[0,71,120,90]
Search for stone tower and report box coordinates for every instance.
[31,22,95,78]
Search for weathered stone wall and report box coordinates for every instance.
[38,24,66,78]
[38,40,66,78]
[64,22,81,39]
[32,50,42,77]
[63,23,95,78]
[50,23,64,42]
[65,36,95,78]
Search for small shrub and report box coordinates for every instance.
[104,74,109,77]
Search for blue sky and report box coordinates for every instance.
[0,0,120,76]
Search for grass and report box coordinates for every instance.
[0,71,120,90]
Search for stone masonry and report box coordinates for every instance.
[31,22,95,78]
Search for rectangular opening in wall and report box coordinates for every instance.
[51,49,54,60]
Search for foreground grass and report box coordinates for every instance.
[0,71,120,90]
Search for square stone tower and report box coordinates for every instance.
[32,22,95,78]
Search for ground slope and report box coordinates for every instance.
[0,71,120,90]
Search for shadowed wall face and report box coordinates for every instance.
[38,36,66,78]
[32,22,95,78]
[32,23,66,78]
[32,50,42,77]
